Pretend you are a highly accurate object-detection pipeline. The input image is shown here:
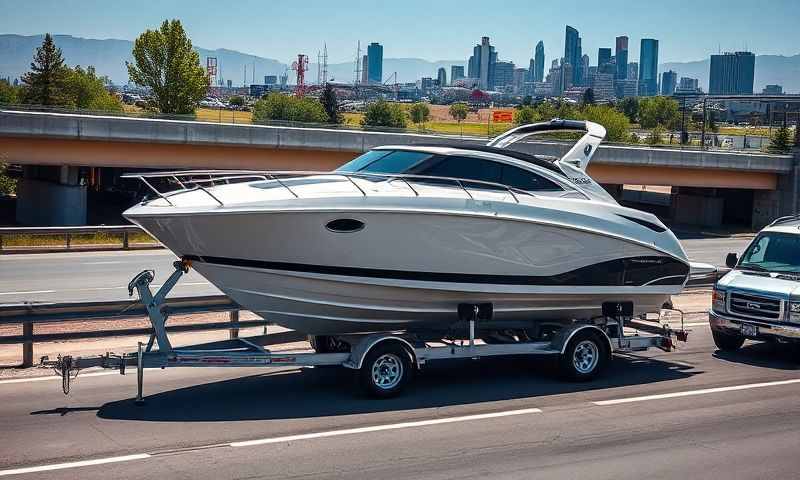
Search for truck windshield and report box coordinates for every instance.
[739,232,800,273]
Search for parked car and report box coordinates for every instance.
[709,216,800,352]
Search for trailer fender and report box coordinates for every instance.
[345,335,419,370]
[552,325,613,358]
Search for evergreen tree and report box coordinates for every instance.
[21,33,69,106]
[320,83,341,123]
[581,88,595,106]
[769,125,793,154]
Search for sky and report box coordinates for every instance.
[1,0,797,66]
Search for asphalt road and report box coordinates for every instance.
[0,236,752,304]
[1,322,799,479]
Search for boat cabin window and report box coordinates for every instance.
[417,156,563,192]
[336,150,432,174]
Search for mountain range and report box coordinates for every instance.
[2,34,799,93]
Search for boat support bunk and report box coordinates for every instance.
[41,259,689,400]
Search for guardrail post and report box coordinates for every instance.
[22,321,33,368]
[123,231,129,250]
[229,310,240,339]
[65,232,71,249]
[0,233,3,251]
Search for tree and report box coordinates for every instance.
[64,65,123,111]
[409,102,430,131]
[361,100,407,128]
[639,96,680,130]
[448,102,468,135]
[581,105,631,142]
[251,92,328,123]
[0,79,21,104]
[618,97,639,124]
[768,125,793,154]
[126,19,209,114]
[21,33,69,106]
[521,95,533,106]
[513,106,539,125]
[228,95,244,107]
[646,125,666,145]
[320,83,341,124]
[581,88,596,106]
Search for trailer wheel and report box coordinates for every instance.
[359,342,413,398]
[712,329,745,352]
[559,330,608,381]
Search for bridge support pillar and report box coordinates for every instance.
[16,165,87,226]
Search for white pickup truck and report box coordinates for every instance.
[709,216,800,351]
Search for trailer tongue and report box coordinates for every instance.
[42,259,688,400]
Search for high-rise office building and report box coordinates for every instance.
[493,61,515,88]
[437,67,447,87]
[513,68,527,92]
[564,26,582,85]
[467,36,497,90]
[661,70,677,95]
[367,43,383,84]
[361,55,369,84]
[709,51,755,95]
[450,65,465,83]
[763,84,783,95]
[534,41,545,82]
[598,48,613,74]
[675,77,701,95]
[615,36,628,80]
[590,73,615,101]
[628,62,638,80]
[581,54,589,86]
[638,39,659,96]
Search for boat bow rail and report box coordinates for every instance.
[121,169,555,207]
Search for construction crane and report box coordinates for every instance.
[292,54,309,96]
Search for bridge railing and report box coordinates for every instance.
[0,225,157,253]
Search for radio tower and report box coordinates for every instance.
[322,43,328,85]
[353,41,362,85]
[292,54,309,96]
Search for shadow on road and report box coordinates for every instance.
[713,342,800,370]
[95,355,698,422]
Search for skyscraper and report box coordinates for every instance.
[450,65,465,83]
[534,41,545,82]
[598,48,613,74]
[564,26,582,85]
[581,54,589,86]
[367,42,383,84]
[437,67,447,87]
[361,55,369,84]
[638,39,659,96]
[661,70,677,95]
[493,61,515,88]
[467,36,497,90]
[615,36,628,80]
[709,51,755,95]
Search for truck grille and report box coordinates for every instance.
[728,292,783,321]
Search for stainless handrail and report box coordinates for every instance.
[122,170,540,207]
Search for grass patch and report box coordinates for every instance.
[195,108,253,124]
[1,232,157,248]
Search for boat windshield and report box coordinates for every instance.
[738,232,800,274]
[336,150,432,174]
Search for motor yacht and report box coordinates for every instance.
[123,119,691,335]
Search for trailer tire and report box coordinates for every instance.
[559,330,608,381]
[358,342,414,398]
[712,329,745,352]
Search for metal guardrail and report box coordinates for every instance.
[0,295,271,367]
[0,225,157,253]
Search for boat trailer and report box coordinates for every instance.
[42,259,688,400]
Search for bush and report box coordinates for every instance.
[228,95,244,107]
[513,106,540,125]
[361,100,407,128]
[617,97,639,123]
[0,79,21,104]
[581,105,631,142]
[646,125,666,145]
[251,92,328,123]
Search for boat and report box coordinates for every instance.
[122,119,691,336]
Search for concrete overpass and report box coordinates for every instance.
[0,110,797,227]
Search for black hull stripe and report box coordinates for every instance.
[184,255,689,287]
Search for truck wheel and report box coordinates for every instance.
[359,343,413,398]
[712,329,745,352]
[559,330,608,381]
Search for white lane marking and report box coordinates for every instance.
[0,371,119,385]
[83,261,126,265]
[0,290,55,296]
[231,408,543,447]
[594,378,800,406]
[0,454,150,477]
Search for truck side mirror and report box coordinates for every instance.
[725,253,738,269]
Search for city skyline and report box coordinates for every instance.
[1,0,798,68]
